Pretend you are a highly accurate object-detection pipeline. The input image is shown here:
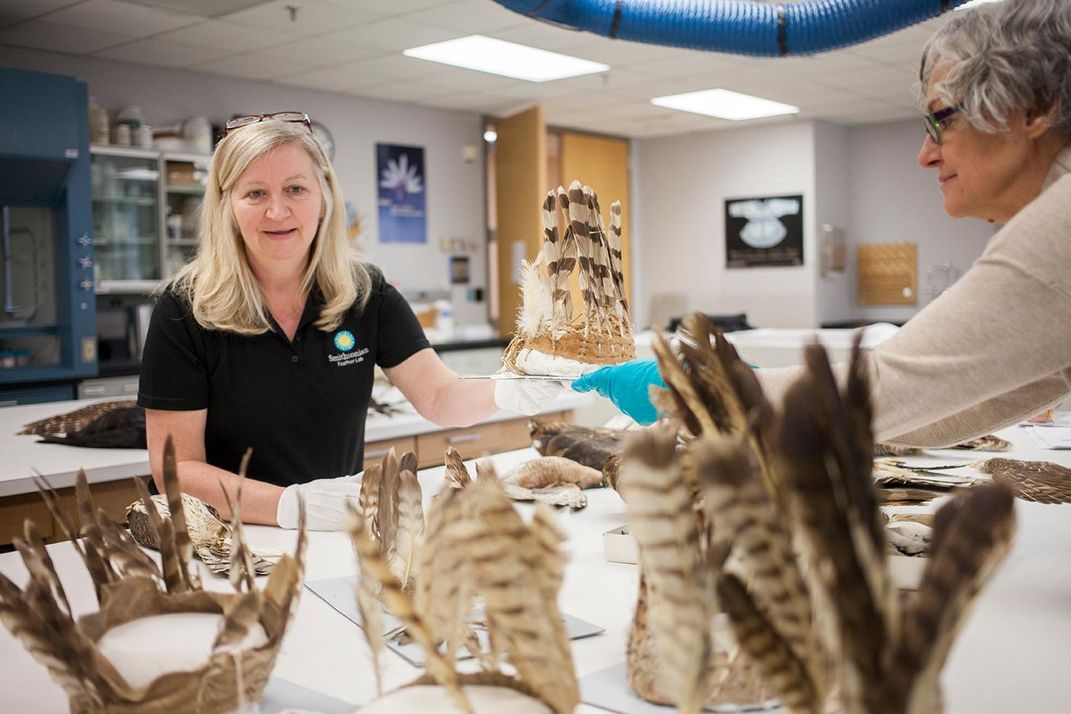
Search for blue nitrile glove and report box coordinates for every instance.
[572,360,666,425]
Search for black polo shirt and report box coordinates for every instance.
[137,268,429,486]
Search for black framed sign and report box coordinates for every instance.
[724,194,803,268]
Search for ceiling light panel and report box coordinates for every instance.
[651,88,799,121]
[403,35,609,82]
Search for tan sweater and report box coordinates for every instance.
[758,147,1071,447]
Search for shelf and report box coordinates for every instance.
[166,185,204,195]
[165,238,198,246]
[0,325,58,337]
[96,279,162,295]
[92,194,157,205]
[93,236,158,246]
[90,145,158,160]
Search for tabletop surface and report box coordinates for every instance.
[1,425,1068,713]
[0,391,590,497]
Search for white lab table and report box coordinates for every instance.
[1,426,1069,713]
[0,392,590,498]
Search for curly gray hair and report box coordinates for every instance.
[919,0,1071,142]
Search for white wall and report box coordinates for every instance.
[813,120,854,324]
[632,117,996,330]
[633,121,820,330]
[0,48,490,327]
[846,119,995,323]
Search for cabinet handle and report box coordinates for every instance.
[83,385,106,396]
[447,432,481,445]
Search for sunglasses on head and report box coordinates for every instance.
[224,111,311,135]
[924,105,960,145]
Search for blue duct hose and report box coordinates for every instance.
[491,0,971,57]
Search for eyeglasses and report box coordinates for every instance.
[923,105,960,145]
[224,111,311,135]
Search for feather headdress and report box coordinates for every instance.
[502,180,634,376]
[617,312,1017,714]
[350,454,579,713]
[0,436,307,714]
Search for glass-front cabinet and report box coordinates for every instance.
[91,147,161,291]
[90,147,209,293]
[163,154,208,278]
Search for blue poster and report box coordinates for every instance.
[376,143,426,244]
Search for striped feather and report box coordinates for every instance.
[775,357,893,714]
[618,426,713,714]
[161,435,198,590]
[349,509,471,713]
[690,434,821,694]
[891,483,1016,714]
[213,590,262,652]
[459,473,578,714]
[413,487,474,665]
[564,181,602,332]
[390,466,425,593]
[542,190,575,329]
[443,446,472,489]
[716,573,821,714]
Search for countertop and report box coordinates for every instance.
[0,391,590,498]
[0,425,1068,713]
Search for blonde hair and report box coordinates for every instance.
[171,120,371,335]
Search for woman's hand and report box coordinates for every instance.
[571,360,666,425]
[276,475,361,530]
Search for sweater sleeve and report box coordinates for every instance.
[757,172,1071,447]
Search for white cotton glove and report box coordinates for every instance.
[276,476,361,531]
[493,378,567,416]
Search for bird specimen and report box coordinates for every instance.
[18,399,146,449]
[501,180,634,377]
[529,420,626,487]
[127,493,280,576]
[350,457,578,713]
[615,313,1017,714]
[0,437,307,713]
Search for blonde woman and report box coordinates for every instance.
[139,115,557,529]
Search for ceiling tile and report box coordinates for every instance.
[0,0,83,20]
[190,48,317,81]
[0,19,133,53]
[47,0,199,35]
[416,91,517,114]
[487,21,589,52]
[267,36,384,66]
[351,53,450,80]
[560,34,679,66]
[405,0,525,34]
[273,62,391,92]
[324,0,453,16]
[95,37,232,66]
[352,81,452,104]
[321,17,456,52]
[221,0,384,35]
[157,18,294,52]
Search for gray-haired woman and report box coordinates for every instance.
[573,0,1071,446]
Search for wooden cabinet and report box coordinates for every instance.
[0,476,149,546]
[363,410,573,471]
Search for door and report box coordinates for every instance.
[493,106,546,337]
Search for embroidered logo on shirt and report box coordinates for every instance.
[328,329,368,367]
[333,330,356,352]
